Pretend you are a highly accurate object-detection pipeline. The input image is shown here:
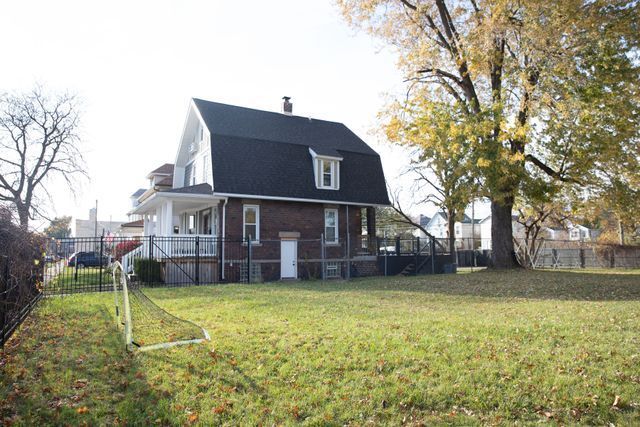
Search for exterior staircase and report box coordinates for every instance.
[398,262,415,276]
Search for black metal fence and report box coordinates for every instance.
[43,236,252,295]
[1,255,42,348]
[43,235,379,295]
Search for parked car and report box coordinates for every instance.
[67,252,111,268]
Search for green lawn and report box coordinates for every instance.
[2,270,640,425]
[44,266,112,294]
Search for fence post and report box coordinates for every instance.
[321,233,326,280]
[99,235,104,292]
[415,237,420,275]
[1,256,7,347]
[148,235,154,286]
[610,248,615,268]
[579,248,585,269]
[431,236,436,274]
[247,236,252,284]
[395,236,401,257]
[195,236,200,285]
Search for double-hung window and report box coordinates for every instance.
[309,148,342,190]
[324,208,338,244]
[243,205,260,242]
[317,158,339,189]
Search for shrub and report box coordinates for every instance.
[133,258,162,283]
[114,240,142,261]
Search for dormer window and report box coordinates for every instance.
[309,148,342,190]
[318,158,338,189]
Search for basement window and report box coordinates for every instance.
[325,262,340,278]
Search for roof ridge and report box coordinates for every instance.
[193,97,347,127]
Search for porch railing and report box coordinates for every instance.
[153,235,217,258]
[121,235,218,273]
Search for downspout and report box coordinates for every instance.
[221,198,227,280]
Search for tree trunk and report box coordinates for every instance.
[448,213,456,264]
[491,197,518,269]
[16,203,30,229]
[618,219,624,245]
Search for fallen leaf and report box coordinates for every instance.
[613,395,622,408]
[76,406,89,414]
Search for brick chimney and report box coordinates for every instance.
[281,96,292,115]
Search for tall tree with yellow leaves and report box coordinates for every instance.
[338,0,639,268]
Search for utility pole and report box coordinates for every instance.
[94,199,98,239]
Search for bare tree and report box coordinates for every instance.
[0,87,85,228]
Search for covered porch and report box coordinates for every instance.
[131,188,224,236]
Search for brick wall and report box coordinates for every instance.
[224,198,361,246]
[222,198,364,280]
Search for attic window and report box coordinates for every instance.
[309,148,342,190]
[318,158,338,189]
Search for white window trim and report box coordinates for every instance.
[315,158,340,190]
[309,148,341,191]
[243,204,260,243]
[324,208,339,245]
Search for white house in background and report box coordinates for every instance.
[127,188,146,222]
[415,212,481,248]
[568,224,593,241]
[479,215,525,250]
[411,214,431,238]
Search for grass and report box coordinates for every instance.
[45,266,112,294]
[2,269,640,425]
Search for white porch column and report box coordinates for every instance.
[156,206,163,236]
[164,200,173,235]
[143,214,150,235]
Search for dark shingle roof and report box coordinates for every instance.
[131,188,146,198]
[163,183,212,195]
[193,99,389,205]
[150,163,174,175]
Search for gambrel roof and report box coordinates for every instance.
[192,98,389,206]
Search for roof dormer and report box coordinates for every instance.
[309,147,342,190]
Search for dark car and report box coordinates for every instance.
[67,252,110,268]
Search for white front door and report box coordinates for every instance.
[280,240,297,279]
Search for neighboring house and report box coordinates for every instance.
[568,224,595,241]
[118,219,144,237]
[414,212,481,250]
[127,188,146,222]
[421,212,480,238]
[422,212,449,239]
[128,97,389,279]
[412,214,431,238]
[75,208,125,238]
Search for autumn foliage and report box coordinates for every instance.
[113,240,142,261]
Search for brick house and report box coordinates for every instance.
[128,97,389,280]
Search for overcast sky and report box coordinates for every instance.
[1,0,489,231]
